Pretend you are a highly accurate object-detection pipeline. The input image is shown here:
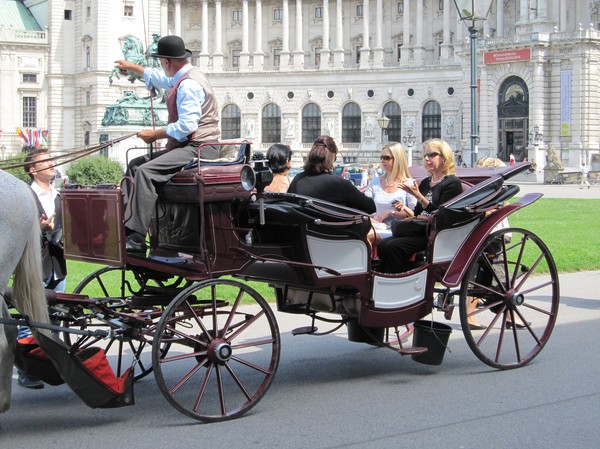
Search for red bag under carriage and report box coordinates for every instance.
[16,332,134,409]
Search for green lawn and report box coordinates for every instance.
[64,197,599,299]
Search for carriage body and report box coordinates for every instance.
[46,144,558,422]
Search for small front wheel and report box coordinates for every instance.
[459,228,559,369]
[152,279,280,422]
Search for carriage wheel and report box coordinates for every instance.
[459,228,559,369]
[152,279,280,422]
[65,266,168,380]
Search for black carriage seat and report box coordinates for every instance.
[29,330,135,409]
[248,193,373,279]
[426,174,520,265]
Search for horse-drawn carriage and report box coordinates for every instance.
[3,141,559,422]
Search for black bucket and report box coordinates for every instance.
[346,320,385,344]
[411,320,452,365]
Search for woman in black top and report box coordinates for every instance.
[377,139,462,273]
[288,135,376,215]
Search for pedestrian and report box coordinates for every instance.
[18,147,68,389]
[509,153,515,166]
[580,162,590,189]
[114,35,220,254]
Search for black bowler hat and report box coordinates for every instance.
[150,35,192,59]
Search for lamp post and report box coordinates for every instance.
[454,0,493,167]
[402,128,416,167]
[377,115,390,145]
[528,125,544,182]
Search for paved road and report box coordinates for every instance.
[2,270,599,449]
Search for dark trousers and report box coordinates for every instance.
[377,235,427,273]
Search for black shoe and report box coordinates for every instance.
[125,235,147,254]
[18,372,44,389]
[506,320,530,330]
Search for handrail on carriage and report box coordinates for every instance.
[232,246,342,276]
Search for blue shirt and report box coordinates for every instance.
[143,64,206,142]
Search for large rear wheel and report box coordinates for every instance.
[459,228,559,369]
[152,279,280,422]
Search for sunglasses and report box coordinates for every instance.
[424,151,441,158]
[380,155,394,161]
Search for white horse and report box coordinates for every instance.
[0,170,49,413]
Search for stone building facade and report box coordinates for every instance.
[2,1,600,172]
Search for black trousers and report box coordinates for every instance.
[377,235,427,273]
[124,143,219,235]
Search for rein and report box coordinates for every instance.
[0,133,136,174]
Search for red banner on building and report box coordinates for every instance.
[484,48,531,64]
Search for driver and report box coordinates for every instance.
[114,35,220,254]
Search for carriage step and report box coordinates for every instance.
[291,326,318,336]
[398,346,428,356]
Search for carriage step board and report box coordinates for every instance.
[398,346,428,356]
[291,326,318,336]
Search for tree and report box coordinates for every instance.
[67,156,124,185]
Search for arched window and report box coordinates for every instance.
[382,101,401,142]
[422,100,441,141]
[302,103,321,143]
[262,103,281,143]
[342,102,361,143]
[221,104,241,139]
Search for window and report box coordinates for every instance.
[439,0,444,11]
[356,4,363,18]
[355,45,361,64]
[302,103,321,143]
[124,5,133,17]
[23,97,37,128]
[262,103,281,144]
[85,46,91,68]
[273,48,281,66]
[397,43,402,61]
[86,6,91,18]
[221,104,241,139]
[382,102,402,142]
[314,47,322,66]
[233,10,243,22]
[398,1,404,14]
[23,74,37,83]
[84,131,90,146]
[85,91,91,106]
[232,49,241,68]
[342,102,361,143]
[274,8,283,21]
[422,100,442,141]
[315,7,323,19]
[64,10,72,20]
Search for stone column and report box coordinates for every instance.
[213,0,224,71]
[440,0,451,61]
[414,0,424,64]
[281,0,291,70]
[199,0,210,69]
[401,0,410,64]
[293,0,304,69]
[332,0,344,68]
[518,0,528,23]
[174,0,181,36]
[496,0,504,37]
[359,0,370,69]
[160,0,169,36]
[240,0,250,70]
[253,0,265,70]
[320,0,331,69]
[559,0,567,30]
[372,0,384,68]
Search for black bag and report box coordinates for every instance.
[391,218,428,238]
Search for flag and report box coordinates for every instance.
[41,130,49,145]
[16,127,29,144]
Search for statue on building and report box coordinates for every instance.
[284,118,295,138]
[245,119,254,138]
[326,119,335,138]
[363,117,375,138]
[445,116,455,138]
[545,147,563,169]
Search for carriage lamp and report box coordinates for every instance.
[241,160,273,226]
[454,0,493,166]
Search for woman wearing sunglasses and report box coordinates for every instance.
[364,142,417,246]
[376,138,462,273]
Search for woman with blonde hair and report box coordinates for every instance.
[365,142,417,244]
[377,139,462,273]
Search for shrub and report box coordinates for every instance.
[67,156,124,185]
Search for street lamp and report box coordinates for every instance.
[528,125,543,146]
[454,0,493,167]
[402,128,416,167]
[528,125,544,182]
[377,115,390,144]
